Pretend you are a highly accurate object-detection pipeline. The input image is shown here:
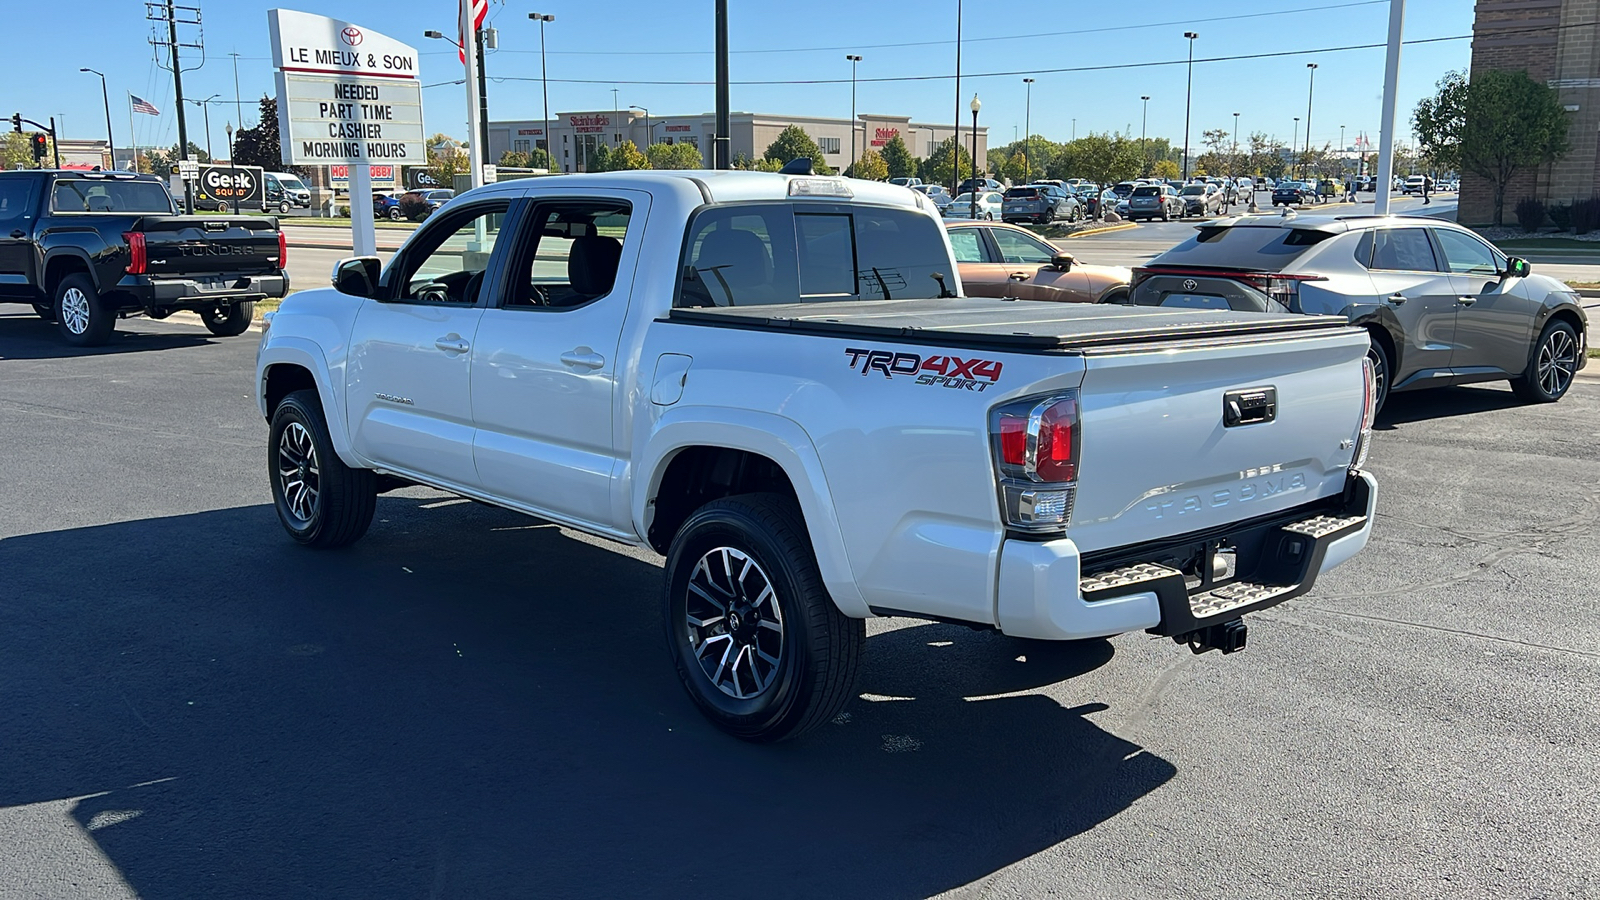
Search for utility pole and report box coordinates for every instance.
[477,26,493,157]
[149,0,202,213]
[953,0,963,196]
[714,0,729,168]
[1140,95,1150,175]
[846,54,862,174]
[229,51,243,131]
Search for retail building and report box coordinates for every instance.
[488,109,987,174]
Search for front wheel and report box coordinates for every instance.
[55,273,115,346]
[279,200,292,213]
[1510,320,1580,403]
[200,301,255,337]
[664,493,864,743]
[216,200,231,214]
[388,207,404,221]
[983,211,994,221]
[269,390,377,548]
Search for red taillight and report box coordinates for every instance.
[999,414,1028,467]
[124,232,146,275]
[1036,399,1077,483]
[276,230,288,269]
[991,393,1080,534]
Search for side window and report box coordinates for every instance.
[1353,231,1374,268]
[1368,228,1439,272]
[680,206,795,308]
[397,203,510,304]
[947,228,987,263]
[506,199,633,309]
[1433,229,1503,275]
[0,179,34,222]
[990,227,1055,264]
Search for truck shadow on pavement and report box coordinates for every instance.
[0,496,1175,899]
[1375,383,1526,429]
[0,311,215,360]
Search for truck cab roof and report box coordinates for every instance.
[457,169,930,212]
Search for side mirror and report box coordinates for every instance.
[1050,253,1076,272]
[331,256,381,298]
[1506,256,1531,279]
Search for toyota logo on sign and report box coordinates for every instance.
[1182,279,1198,291]
[340,26,364,46]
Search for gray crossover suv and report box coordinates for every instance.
[1128,213,1588,410]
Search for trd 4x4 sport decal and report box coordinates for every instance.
[844,347,1003,392]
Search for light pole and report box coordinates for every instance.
[1303,63,1318,180]
[1232,111,1240,172]
[1182,31,1198,181]
[425,29,491,161]
[630,105,650,148]
[79,68,115,169]
[952,0,964,198]
[529,13,555,170]
[1140,95,1150,175]
[1292,116,1300,179]
[224,122,233,164]
[1023,77,1034,182]
[1072,118,1076,141]
[969,93,980,220]
[185,94,219,160]
[846,54,862,174]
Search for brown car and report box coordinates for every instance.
[945,221,1132,303]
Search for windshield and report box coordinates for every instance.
[276,175,308,192]
[678,202,954,308]
[51,179,174,214]
[1132,186,1161,197]
[1180,185,1206,195]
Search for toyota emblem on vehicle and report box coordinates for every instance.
[1182,279,1198,291]
[341,26,364,45]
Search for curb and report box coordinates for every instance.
[1064,222,1138,239]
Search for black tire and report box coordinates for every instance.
[54,273,115,347]
[199,301,255,337]
[269,389,377,548]
[1101,288,1130,305]
[31,302,54,321]
[216,200,230,214]
[663,493,864,743]
[1160,207,1171,222]
[279,200,292,213]
[388,206,404,221]
[1366,334,1392,415]
[1510,320,1580,403]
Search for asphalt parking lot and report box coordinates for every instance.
[2,310,1597,899]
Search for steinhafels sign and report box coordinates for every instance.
[267,9,425,167]
[570,114,609,134]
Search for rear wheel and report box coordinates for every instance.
[55,274,115,347]
[1510,320,1580,403]
[216,200,231,214]
[1160,207,1170,222]
[1366,335,1392,414]
[388,206,404,221]
[269,389,377,547]
[664,493,864,742]
[199,301,255,337]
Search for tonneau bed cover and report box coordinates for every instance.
[667,297,1350,352]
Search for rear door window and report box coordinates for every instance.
[947,227,988,263]
[1367,228,1440,272]
[0,177,36,223]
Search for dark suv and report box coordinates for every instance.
[1002,184,1079,225]
[1125,184,1184,221]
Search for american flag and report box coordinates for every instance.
[458,0,488,64]
[130,94,160,116]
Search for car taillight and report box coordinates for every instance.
[991,392,1080,534]
[276,230,288,269]
[124,232,146,275]
[1352,355,1376,471]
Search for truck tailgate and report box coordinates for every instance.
[134,215,283,278]
[1068,326,1369,555]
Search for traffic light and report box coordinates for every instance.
[10,113,19,133]
[30,133,48,163]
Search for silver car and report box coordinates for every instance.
[1129,213,1588,410]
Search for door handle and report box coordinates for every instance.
[1008,271,1031,281]
[1386,293,1407,305]
[1457,296,1477,306]
[434,336,471,353]
[560,349,606,370]
[8,229,23,239]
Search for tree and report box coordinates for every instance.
[1151,158,1180,180]
[499,147,553,169]
[647,142,703,170]
[880,134,914,180]
[230,97,284,171]
[586,143,612,173]
[921,136,972,188]
[1453,69,1568,225]
[2,132,40,169]
[762,125,833,174]
[426,133,467,184]
[608,140,650,170]
[1413,70,1467,175]
[732,151,783,172]
[1000,150,1031,185]
[1044,133,1140,186]
[847,148,888,181]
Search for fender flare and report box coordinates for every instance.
[41,247,100,293]
[257,337,361,468]
[635,407,871,619]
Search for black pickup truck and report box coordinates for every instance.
[0,170,288,346]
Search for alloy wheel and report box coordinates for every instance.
[59,287,91,335]
[685,546,784,700]
[277,421,321,525]
[1366,344,1389,407]
[1537,328,1577,397]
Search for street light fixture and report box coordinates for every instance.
[1140,95,1150,175]
[79,68,115,170]
[629,105,651,147]
[969,93,981,221]
[1303,63,1318,180]
[846,54,862,174]
[529,13,556,171]
[1182,31,1198,181]
[224,122,233,165]
[1022,77,1034,182]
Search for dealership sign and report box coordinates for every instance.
[267,10,424,166]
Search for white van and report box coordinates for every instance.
[264,172,311,211]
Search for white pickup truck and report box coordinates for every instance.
[255,170,1378,742]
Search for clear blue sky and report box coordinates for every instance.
[17,0,1470,157]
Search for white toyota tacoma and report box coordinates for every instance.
[256,169,1379,741]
